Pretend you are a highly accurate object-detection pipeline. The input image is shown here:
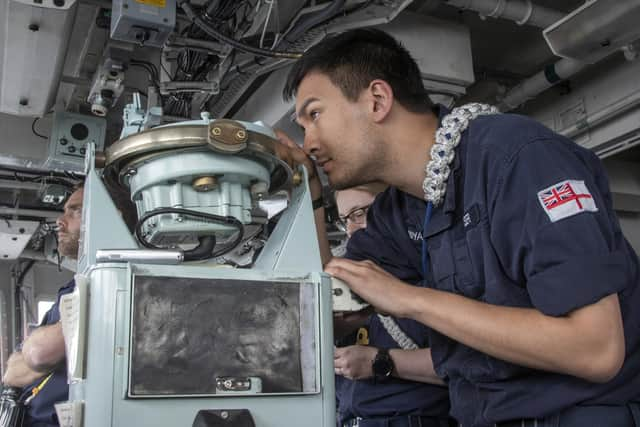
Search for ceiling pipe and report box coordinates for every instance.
[498,57,587,111]
[445,0,565,28]
[559,87,640,139]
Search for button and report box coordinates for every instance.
[67,146,76,153]
[59,138,68,146]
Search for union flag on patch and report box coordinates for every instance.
[537,179,598,222]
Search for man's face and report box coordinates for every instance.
[56,188,83,259]
[295,71,386,190]
[336,188,377,237]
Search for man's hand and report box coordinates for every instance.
[3,352,45,388]
[274,130,316,175]
[275,129,332,264]
[274,130,323,198]
[325,258,417,317]
[334,345,377,380]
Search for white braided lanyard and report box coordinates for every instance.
[379,103,499,350]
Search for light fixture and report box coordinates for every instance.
[544,0,640,63]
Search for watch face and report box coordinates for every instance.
[372,349,393,380]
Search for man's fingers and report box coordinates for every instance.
[274,129,297,148]
[326,259,375,286]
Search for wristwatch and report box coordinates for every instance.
[372,348,394,382]
[312,194,324,210]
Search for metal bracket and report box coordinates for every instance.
[192,409,255,427]
[207,119,249,153]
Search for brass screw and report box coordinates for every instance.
[192,176,218,192]
[292,171,303,186]
[211,127,222,136]
[235,129,247,141]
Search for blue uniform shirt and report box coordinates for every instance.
[347,106,640,427]
[334,313,450,423]
[337,203,451,423]
[22,280,75,427]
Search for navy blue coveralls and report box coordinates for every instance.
[347,106,640,427]
[21,280,75,427]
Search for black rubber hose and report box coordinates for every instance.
[183,235,216,261]
[179,1,303,59]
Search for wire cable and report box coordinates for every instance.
[31,117,49,140]
[134,207,245,260]
[180,1,303,59]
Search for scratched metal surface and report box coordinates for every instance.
[130,275,303,395]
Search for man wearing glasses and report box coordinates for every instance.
[332,183,454,427]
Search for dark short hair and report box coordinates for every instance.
[283,28,433,113]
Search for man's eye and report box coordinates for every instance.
[310,111,319,120]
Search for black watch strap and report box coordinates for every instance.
[372,347,394,382]
[312,195,324,210]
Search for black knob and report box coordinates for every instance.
[68,146,76,153]
[59,138,68,145]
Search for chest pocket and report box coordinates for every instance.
[428,215,486,299]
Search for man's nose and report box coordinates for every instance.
[56,215,65,230]
[347,222,363,237]
[303,132,320,156]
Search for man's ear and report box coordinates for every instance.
[368,79,394,123]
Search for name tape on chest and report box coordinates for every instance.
[537,179,597,222]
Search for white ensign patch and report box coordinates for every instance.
[537,179,598,222]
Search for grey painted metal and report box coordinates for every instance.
[521,45,640,157]
[13,0,78,9]
[72,267,335,426]
[110,0,175,48]
[128,151,268,226]
[499,0,640,112]
[0,180,43,191]
[45,112,107,172]
[72,135,335,426]
[559,87,640,139]
[603,159,640,213]
[19,249,47,262]
[0,288,8,378]
[445,0,564,28]
[254,167,322,272]
[0,0,79,116]
[543,0,640,62]
[0,219,39,260]
[76,167,137,275]
[0,207,60,220]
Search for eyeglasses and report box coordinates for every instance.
[336,205,371,232]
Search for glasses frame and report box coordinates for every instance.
[335,204,371,233]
